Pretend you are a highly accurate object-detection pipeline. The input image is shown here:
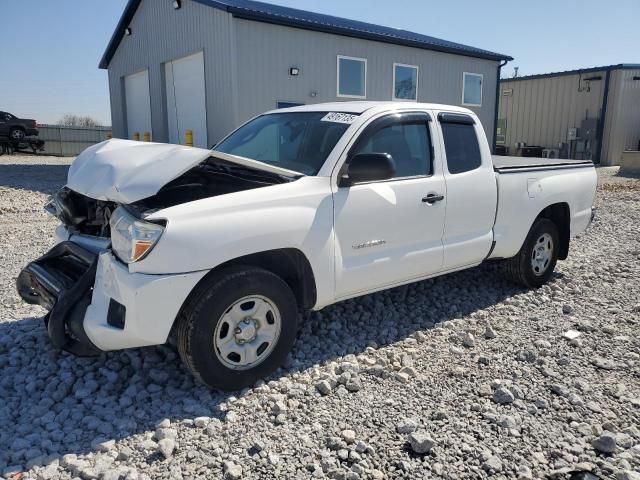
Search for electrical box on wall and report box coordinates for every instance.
[581,118,598,141]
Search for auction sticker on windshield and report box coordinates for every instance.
[321,112,359,124]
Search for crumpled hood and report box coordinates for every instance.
[66,139,301,204]
[67,140,212,204]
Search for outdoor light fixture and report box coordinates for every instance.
[289,67,300,76]
[173,0,182,9]
[125,27,132,36]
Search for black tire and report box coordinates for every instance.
[503,218,560,288]
[176,266,298,391]
[10,128,25,140]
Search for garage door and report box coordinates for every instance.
[124,70,152,140]
[165,51,207,148]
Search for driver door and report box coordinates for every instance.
[332,112,446,299]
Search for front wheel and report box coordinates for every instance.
[176,266,298,391]
[503,218,560,288]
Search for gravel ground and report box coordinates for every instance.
[0,155,638,480]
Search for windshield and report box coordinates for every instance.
[214,112,355,175]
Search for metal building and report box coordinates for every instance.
[100,0,511,149]
[497,64,640,165]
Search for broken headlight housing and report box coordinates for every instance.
[110,207,165,263]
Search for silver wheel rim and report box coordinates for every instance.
[11,130,23,139]
[213,295,282,370]
[531,233,553,276]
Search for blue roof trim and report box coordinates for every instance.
[99,0,512,69]
[500,64,640,83]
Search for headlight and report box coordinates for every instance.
[110,207,165,263]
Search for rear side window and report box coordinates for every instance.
[441,123,482,174]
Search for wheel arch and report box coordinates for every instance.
[182,248,317,314]
[535,202,570,260]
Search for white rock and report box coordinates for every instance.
[396,417,419,434]
[158,438,176,459]
[408,432,435,454]
[563,330,582,340]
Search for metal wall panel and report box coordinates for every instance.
[602,68,640,165]
[37,125,112,156]
[233,18,499,140]
[499,72,606,154]
[106,0,500,146]
[107,0,236,144]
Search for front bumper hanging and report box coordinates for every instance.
[16,241,102,356]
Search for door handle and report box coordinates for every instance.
[422,193,445,204]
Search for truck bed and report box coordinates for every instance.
[493,156,593,173]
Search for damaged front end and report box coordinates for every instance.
[16,241,101,356]
[17,189,115,356]
[17,140,300,356]
[45,187,116,238]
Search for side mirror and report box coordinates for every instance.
[340,153,396,186]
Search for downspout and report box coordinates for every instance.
[492,59,509,154]
[595,69,611,165]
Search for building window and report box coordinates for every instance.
[393,63,419,101]
[337,55,367,98]
[462,72,483,106]
[277,101,304,109]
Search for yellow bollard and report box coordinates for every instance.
[132,132,140,141]
[185,129,193,147]
[143,131,151,142]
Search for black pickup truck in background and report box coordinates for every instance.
[0,111,39,140]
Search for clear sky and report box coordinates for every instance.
[1,0,637,125]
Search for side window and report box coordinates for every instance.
[352,121,431,178]
[441,122,482,174]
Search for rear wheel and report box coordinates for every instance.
[10,128,25,140]
[176,266,298,391]
[503,218,559,288]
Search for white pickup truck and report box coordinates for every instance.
[17,102,597,390]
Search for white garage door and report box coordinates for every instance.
[165,51,207,148]
[124,70,152,140]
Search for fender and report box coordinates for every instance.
[132,176,336,309]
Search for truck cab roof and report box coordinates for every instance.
[265,101,475,116]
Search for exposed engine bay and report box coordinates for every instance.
[46,188,117,238]
[48,157,295,237]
